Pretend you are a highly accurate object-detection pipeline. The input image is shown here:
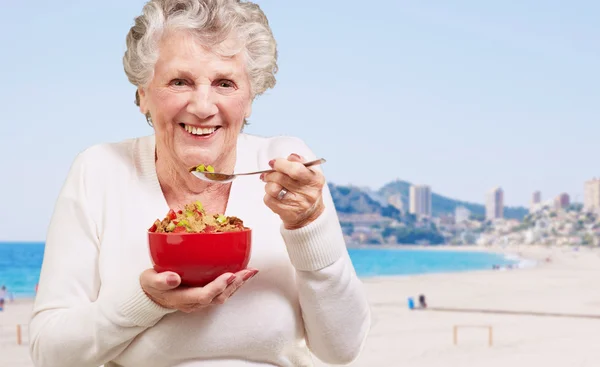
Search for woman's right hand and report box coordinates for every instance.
[140,268,258,313]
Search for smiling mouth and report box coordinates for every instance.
[179,123,221,137]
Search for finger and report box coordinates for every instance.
[264,181,289,200]
[262,171,304,193]
[213,269,258,304]
[264,171,324,207]
[240,268,259,282]
[230,269,259,297]
[170,272,236,307]
[236,267,259,275]
[199,272,237,302]
[270,158,315,183]
[228,285,242,298]
[141,269,181,292]
[263,192,300,214]
[287,153,305,163]
[287,153,323,175]
[263,192,280,210]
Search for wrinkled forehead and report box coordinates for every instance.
[155,29,246,77]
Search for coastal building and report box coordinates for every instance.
[409,184,432,218]
[584,178,600,212]
[530,191,541,212]
[485,187,504,220]
[554,193,570,210]
[455,206,471,224]
[438,214,455,226]
[337,213,394,228]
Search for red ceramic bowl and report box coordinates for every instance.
[148,229,252,287]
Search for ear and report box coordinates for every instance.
[138,87,148,114]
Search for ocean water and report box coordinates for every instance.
[347,247,519,277]
[0,242,45,298]
[0,242,519,298]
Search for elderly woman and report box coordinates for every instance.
[29,0,370,366]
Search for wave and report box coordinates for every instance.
[502,252,538,269]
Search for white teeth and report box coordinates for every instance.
[184,124,217,136]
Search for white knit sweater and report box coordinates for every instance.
[29,133,371,367]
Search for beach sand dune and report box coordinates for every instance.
[3,245,600,367]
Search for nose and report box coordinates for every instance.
[187,85,218,119]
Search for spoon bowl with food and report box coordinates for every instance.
[189,158,327,183]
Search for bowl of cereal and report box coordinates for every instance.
[148,201,251,287]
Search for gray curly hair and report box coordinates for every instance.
[123,0,278,109]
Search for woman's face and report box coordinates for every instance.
[139,31,252,171]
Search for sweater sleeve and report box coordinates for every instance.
[275,138,371,364]
[29,148,175,367]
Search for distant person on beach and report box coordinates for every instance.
[419,294,427,308]
[0,285,6,311]
[28,1,370,366]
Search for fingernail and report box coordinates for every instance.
[243,270,258,281]
[166,274,178,286]
[260,173,265,181]
[291,153,302,160]
[268,159,275,168]
[227,274,236,285]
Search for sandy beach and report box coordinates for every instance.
[3,245,600,367]
[0,298,33,366]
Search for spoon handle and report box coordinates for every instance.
[237,158,326,176]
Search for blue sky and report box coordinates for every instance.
[1,0,598,241]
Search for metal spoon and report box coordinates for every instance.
[189,158,326,183]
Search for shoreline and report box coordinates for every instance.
[3,244,539,300]
[348,243,541,279]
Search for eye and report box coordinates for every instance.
[217,79,236,89]
[170,79,189,87]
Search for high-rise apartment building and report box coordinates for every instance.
[409,185,432,217]
[554,193,570,210]
[530,191,541,212]
[584,178,600,212]
[485,187,504,220]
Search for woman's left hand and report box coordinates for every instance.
[262,153,326,230]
